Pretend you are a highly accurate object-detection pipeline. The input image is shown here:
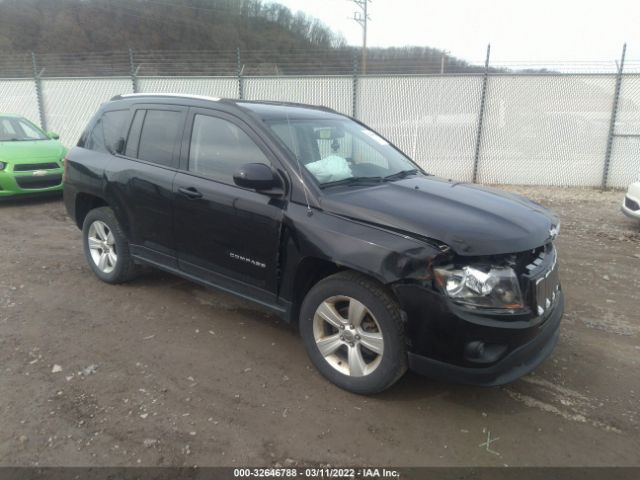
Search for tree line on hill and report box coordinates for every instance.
[0,0,514,75]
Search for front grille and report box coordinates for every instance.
[523,245,561,316]
[15,174,62,190]
[13,162,60,172]
[534,256,560,316]
[625,196,640,211]
[524,247,550,273]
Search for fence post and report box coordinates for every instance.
[352,49,359,118]
[472,44,490,183]
[31,52,47,132]
[129,48,139,93]
[602,43,626,190]
[237,47,244,100]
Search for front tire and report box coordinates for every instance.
[82,207,137,284]
[299,271,408,394]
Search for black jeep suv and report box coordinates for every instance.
[64,94,563,394]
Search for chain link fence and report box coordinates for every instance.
[1,48,639,188]
[477,75,615,186]
[357,76,483,182]
[608,74,640,187]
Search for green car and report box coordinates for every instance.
[0,115,66,198]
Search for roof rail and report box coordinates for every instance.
[108,94,338,114]
[109,93,221,102]
[235,98,338,114]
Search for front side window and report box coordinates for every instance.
[0,117,48,141]
[267,118,418,186]
[86,110,129,154]
[189,114,270,184]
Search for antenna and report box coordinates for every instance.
[350,0,371,75]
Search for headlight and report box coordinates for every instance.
[434,265,523,309]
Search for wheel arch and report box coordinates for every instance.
[74,192,108,229]
[286,256,407,328]
[287,256,343,326]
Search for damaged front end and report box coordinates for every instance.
[432,243,561,315]
[391,241,564,386]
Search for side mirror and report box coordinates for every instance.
[233,163,281,193]
[47,132,60,140]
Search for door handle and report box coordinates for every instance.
[178,186,203,199]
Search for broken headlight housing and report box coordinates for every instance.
[434,265,523,310]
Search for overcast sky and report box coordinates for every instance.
[272,0,639,66]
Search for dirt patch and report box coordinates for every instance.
[0,187,639,466]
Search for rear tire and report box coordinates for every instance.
[299,271,407,395]
[82,207,137,284]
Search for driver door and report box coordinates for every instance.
[172,108,285,306]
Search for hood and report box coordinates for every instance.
[0,140,66,162]
[320,176,559,256]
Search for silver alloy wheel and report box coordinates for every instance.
[312,295,384,377]
[87,220,117,274]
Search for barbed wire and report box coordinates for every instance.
[0,49,637,78]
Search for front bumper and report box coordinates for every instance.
[393,283,564,386]
[0,168,64,197]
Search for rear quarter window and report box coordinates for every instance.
[85,109,129,154]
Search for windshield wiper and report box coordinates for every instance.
[319,176,383,189]
[383,169,420,182]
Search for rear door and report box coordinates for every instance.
[110,104,187,267]
[172,108,285,307]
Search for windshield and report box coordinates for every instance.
[0,117,48,141]
[267,118,420,186]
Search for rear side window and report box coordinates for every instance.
[136,110,183,167]
[86,110,129,154]
[124,110,145,158]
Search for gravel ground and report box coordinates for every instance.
[0,186,639,467]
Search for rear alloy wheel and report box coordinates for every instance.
[300,271,407,394]
[87,220,118,274]
[82,207,137,284]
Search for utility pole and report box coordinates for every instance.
[602,43,627,189]
[350,0,371,75]
[440,50,449,74]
